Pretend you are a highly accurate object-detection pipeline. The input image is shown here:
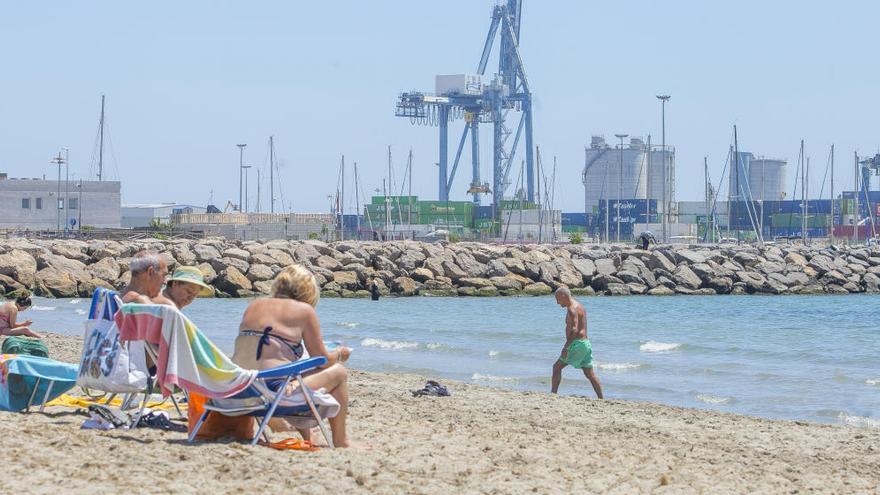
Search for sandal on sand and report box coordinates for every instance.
[263,438,319,452]
[87,404,129,428]
[411,380,451,397]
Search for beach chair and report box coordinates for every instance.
[78,288,183,426]
[115,303,338,447]
[0,354,78,413]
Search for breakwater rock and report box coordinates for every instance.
[0,238,878,298]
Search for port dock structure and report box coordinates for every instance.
[394,0,534,218]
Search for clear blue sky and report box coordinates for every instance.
[1,1,877,213]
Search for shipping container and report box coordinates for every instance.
[435,74,485,96]
[771,213,831,229]
[418,200,474,216]
[561,212,589,227]
[370,195,418,206]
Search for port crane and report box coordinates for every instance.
[394,0,534,217]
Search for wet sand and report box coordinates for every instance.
[1,333,878,494]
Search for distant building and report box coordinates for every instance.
[121,203,207,228]
[0,173,120,229]
[582,135,675,214]
[729,152,787,202]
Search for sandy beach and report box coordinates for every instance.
[1,333,877,494]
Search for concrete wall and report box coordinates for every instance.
[0,178,120,229]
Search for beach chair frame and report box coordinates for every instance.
[187,356,333,447]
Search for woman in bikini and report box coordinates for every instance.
[232,264,352,447]
[0,293,42,338]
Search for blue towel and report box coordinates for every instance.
[0,354,79,412]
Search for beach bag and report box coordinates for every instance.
[1,336,49,358]
[76,289,149,393]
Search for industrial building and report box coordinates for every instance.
[0,173,121,229]
[729,152,787,202]
[121,203,207,228]
[582,136,674,214]
[170,212,336,240]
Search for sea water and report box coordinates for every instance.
[28,294,879,427]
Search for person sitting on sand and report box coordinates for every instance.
[154,266,212,310]
[551,287,603,399]
[120,250,169,304]
[0,293,42,339]
[232,264,353,447]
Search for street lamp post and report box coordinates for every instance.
[614,134,628,243]
[50,152,66,231]
[63,147,70,230]
[242,165,252,214]
[236,144,247,212]
[656,95,671,242]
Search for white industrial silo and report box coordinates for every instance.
[748,157,787,201]
[582,136,648,213]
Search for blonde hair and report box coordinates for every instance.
[270,264,320,307]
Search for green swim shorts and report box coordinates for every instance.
[561,338,593,369]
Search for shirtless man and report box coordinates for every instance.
[551,287,603,398]
[120,250,169,304]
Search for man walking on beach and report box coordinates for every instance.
[551,287,603,398]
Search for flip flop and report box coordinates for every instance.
[263,438,319,452]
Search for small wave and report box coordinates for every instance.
[360,338,418,350]
[488,350,500,358]
[336,321,359,329]
[426,343,444,350]
[596,362,642,371]
[74,309,86,315]
[69,299,81,304]
[471,373,518,383]
[838,412,880,429]
[866,379,879,386]
[640,341,681,353]
[31,305,56,311]
[696,394,732,405]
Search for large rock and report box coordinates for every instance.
[647,285,675,296]
[606,283,631,296]
[457,277,495,289]
[705,277,733,294]
[246,264,275,282]
[410,267,434,282]
[36,253,87,275]
[50,242,90,262]
[210,256,250,275]
[784,251,808,267]
[315,255,342,272]
[736,271,767,293]
[331,271,360,290]
[34,267,78,298]
[616,270,644,285]
[485,260,509,278]
[672,266,702,290]
[193,244,222,262]
[397,250,426,272]
[267,249,295,266]
[571,258,597,280]
[500,257,528,277]
[644,251,676,273]
[0,273,26,295]
[522,282,552,296]
[674,249,707,265]
[591,274,624,291]
[0,249,38,287]
[214,267,253,296]
[594,258,617,276]
[442,260,468,281]
[87,257,120,282]
[862,272,880,292]
[554,259,584,288]
[489,276,522,291]
[223,248,251,262]
[391,276,419,296]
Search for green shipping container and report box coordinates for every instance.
[418,201,474,216]
[771,213,830,228]
[371,196,418,206]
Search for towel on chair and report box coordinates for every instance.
[116,303,257,399]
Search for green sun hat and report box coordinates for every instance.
[167,266,214,296]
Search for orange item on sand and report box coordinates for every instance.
[187,392,255,441]
[264,438,319,452]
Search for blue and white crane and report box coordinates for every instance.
[395,0,534,220]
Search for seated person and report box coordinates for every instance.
[0,293,41,338]
[121,250,169,303]
[155,266,212,310]
[232,264,352,447]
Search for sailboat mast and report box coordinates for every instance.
[407,149,413,226]
[354,162,360,238]
[340,155,345,241]
[830,144,834,244]
[98,94,105,181]
[733,125,741,243]
[269,136,275,214]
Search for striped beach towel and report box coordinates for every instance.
[115,304,256,399]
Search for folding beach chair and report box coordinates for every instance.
[115,303,337,447]
[78,288,183,426]
[0,354,78,413]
